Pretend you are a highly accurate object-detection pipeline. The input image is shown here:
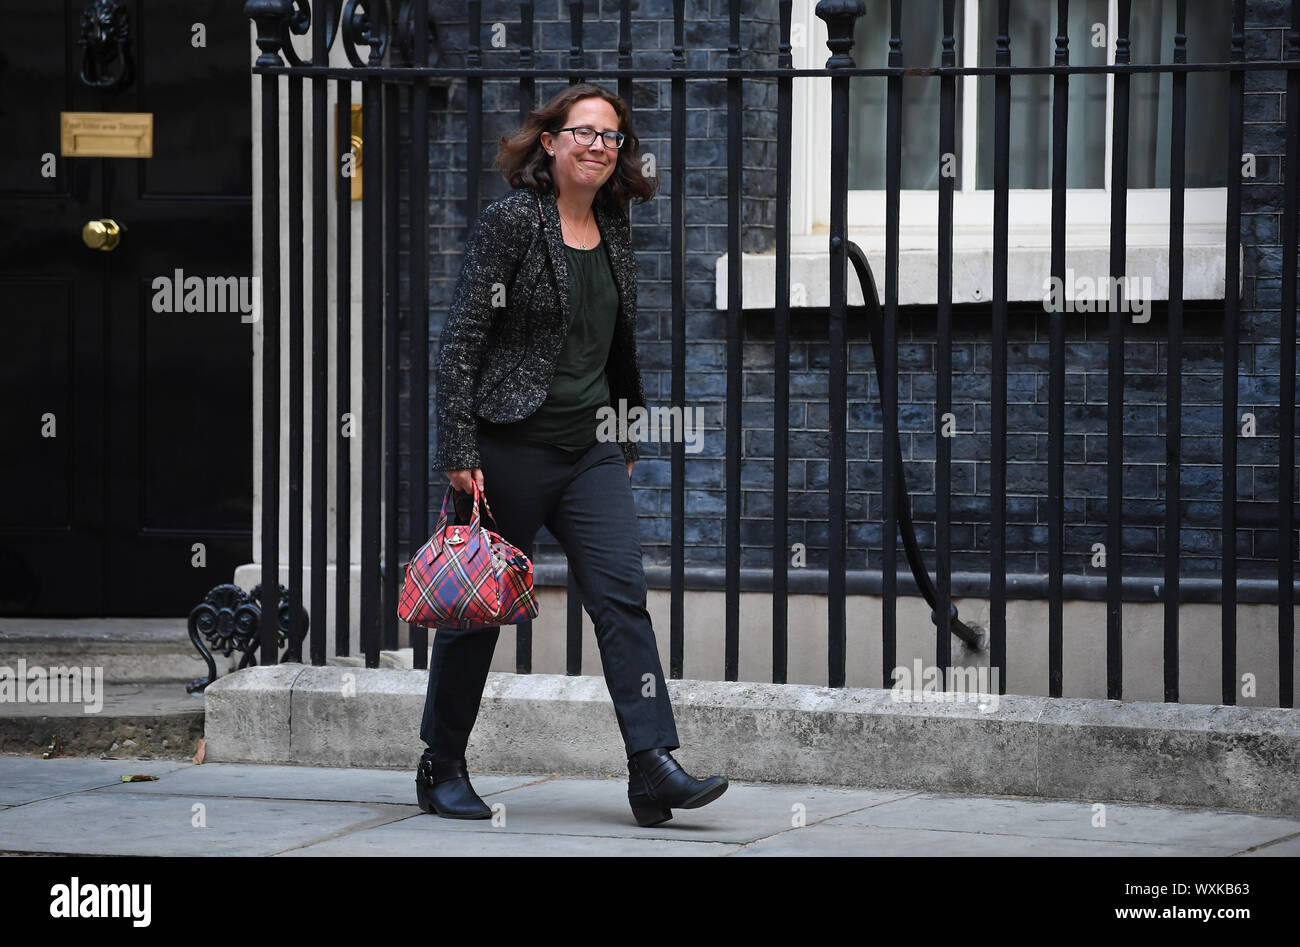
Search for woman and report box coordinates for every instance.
[416,84,728,827]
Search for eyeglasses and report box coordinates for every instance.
[553,126,625,149]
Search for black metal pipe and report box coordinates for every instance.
[670,0,686,680]
[252,62,1300,80]
[1047,0,1069,698]
[360,72,383,668]
[260,69,281,666]
[409,0,430,671]
[990,0,1010,686]
[562,0,584,669]
[568,0,584,84]
[1107,0,1133,700]
[566,572,582,675]
[1221,0,1245,705]
[1164,0,1188,703]
[512,0,535,675]
[847,243,981,651]
[773,0,793,685]
[335,77,352,658]
[309,18,329,667]
[881,0,902,687]
[936,0,956,690]
[288,73,305,662]
[383,80,400,653]
[1277,0,1300,708]
[725,0,742,682]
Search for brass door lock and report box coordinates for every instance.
[83,218,122,251]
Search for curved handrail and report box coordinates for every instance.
[847,241,983,650]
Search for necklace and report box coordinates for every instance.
[558,204,593,249]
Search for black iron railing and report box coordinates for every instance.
[241,0,1300,707]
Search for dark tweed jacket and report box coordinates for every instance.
[434,185,647,472]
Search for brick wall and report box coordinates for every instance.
[397,0,1296,594]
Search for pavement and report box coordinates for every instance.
[1,753,1298,857]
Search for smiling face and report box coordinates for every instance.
[540,96,620,198]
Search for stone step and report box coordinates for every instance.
[0,682,205,760]
[0,618,238,760]
[0,618,231,685]
[0,617,418,759]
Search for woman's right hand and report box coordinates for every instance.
[445,467,485,495]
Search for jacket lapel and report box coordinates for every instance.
[593,199,631,324]
[539,187,630,332]
[538,188,571,332]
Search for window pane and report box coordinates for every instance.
[977,0,1108,189]
[848,0,965,190]
[1127,0,1229,188]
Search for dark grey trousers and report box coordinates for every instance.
[419,427,680,762]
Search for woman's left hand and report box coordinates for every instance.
[626,461,633,478]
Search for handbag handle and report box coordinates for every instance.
[452,479,500,531]
[473,479,500,528]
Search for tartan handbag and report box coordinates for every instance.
[397,481,540,630]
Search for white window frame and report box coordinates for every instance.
[719,0,1233,308]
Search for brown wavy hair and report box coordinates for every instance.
[495,83,658,212]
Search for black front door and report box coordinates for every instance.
[0,0,252,616]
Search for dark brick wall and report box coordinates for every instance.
[395,0,1297,593]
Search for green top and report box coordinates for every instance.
[480,240,618,453]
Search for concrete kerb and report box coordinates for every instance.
[202,665,1300,815]
[202,663,305,763]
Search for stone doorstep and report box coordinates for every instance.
[202,665,1300,817]
[0,682,206,760]
[0,621,400,761]
[0,648,217,686]
[0,615,219,760]
[0,616,398,685]
[0,617,234,685]
[0,657,385,761]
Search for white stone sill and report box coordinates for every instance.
[716,230,1239,309]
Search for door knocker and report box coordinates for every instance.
[79,0,134,91]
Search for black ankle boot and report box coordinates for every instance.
[626,747,728,827]
[415,753,492,819]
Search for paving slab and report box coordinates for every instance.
[1,754,1294,857]
[278,819,741,857]
[95,761,543,805]
[0,792,408,856]
[818,792,1300,855]
[728,822,1230,857]
[0,756,191,806]
[1237,835,1300,856]
[380,775,918,843]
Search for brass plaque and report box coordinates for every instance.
[60,112,153,158]
[336,104,362,200]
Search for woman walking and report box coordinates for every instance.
[416,84,728,827]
